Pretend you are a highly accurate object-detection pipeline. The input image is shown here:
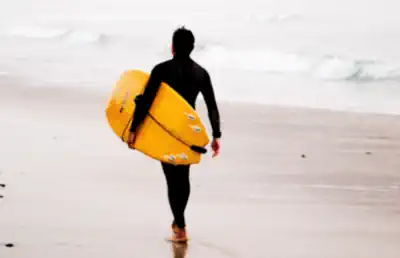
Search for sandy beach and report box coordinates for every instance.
[1,82,400,258]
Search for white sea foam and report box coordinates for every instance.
[198,46,400,82]
[1,25,107,45]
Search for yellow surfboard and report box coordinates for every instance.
[105,69,210,165]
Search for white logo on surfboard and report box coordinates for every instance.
[184,112,196,121]
[189,125,201,133]
[164,153,188,162]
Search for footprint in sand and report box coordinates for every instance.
[0,183,5,199]
[0,242,14,248]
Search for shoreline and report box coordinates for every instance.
[2,80,400,119]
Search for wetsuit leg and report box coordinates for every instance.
[161,162,191,229]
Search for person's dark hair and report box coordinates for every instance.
[172,26,195,56]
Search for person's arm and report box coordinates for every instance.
[201,70,221,139]
[130,66,162,133]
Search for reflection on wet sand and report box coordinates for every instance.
[171,242,188,258]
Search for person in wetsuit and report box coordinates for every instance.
[127,27,222,242]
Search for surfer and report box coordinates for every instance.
[127,26,222,242]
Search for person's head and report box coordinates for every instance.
[172,26,195,57]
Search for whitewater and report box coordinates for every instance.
[1,0,400,114]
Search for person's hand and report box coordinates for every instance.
[127,132,136,149]
[211,138,221,158]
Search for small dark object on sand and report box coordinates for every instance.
[0,184,5,188]
[301,154,306,158]
[365,152,372,155]
[5,243,14,248]
[0,195,3,198]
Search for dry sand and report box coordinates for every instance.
[1,82,400,258]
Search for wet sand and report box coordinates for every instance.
[1,83,400,258]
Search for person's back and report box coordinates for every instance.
[153,58,205,108]
[127,26,221,243]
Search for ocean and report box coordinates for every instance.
[1,0,400,114]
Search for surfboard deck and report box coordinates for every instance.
[105,69,209,165]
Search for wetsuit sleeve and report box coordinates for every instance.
[201,71,221,138]
[130,66,162,133]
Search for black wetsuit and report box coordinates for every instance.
[130,55,221,229]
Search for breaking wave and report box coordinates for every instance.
[198,46,400,82]
[4,25,108,45]
[2,25,400,83]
